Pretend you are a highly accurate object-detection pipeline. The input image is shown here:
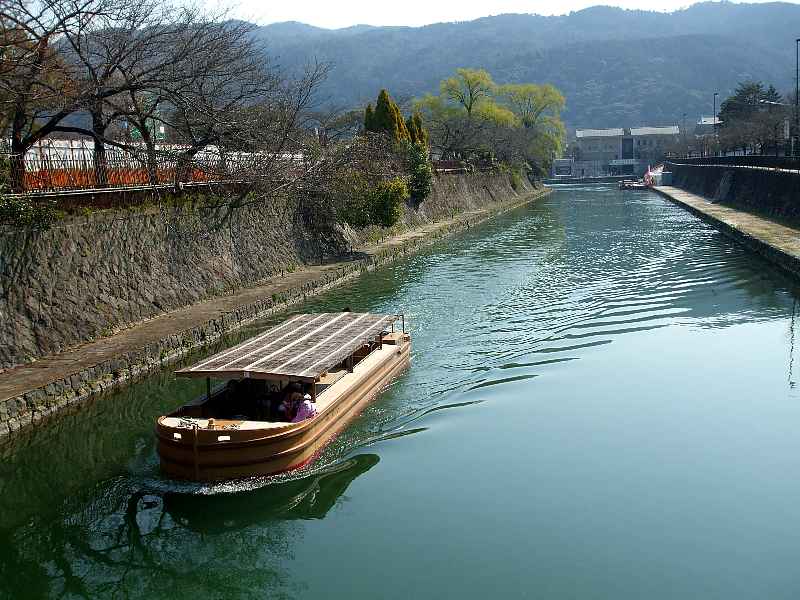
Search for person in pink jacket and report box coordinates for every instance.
[291,393,317,423]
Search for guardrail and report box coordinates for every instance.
[668,156,800,170]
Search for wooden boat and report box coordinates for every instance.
[156,312,411,481]
[618,179,648,190]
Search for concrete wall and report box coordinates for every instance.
[0,173,531,371]
[667,162,800,222]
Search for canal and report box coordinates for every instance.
[2,184,800,598]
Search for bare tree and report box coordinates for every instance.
[1,0,330,196]
[0,0,90,190]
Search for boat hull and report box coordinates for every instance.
[156,338,410,481]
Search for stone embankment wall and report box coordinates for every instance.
[0,173,533,371]
[667,162,800,222]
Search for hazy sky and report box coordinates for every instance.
[239,0,794,28]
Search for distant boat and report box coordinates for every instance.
[156,312,411,481]
[618,179,647,190]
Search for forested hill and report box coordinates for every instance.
[254,2,800,128]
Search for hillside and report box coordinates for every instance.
[254,2,800,128]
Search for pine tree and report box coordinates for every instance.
[406,115,417,143]
[764,84,782,104]
[373,90,393,133]
[364,104,375,132]
[407,112,428,146]
[391,101,410,142]
[373,89,410,142]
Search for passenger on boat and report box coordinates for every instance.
[291,393,318,423]
[278,382,304,421]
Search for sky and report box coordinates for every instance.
[237,0,795,28]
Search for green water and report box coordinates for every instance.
[3,185,800,598]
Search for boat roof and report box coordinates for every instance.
[176,312,399,382]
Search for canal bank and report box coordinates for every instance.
[0,181,548,441]
[652,185,800,279]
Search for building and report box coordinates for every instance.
[551,158,574,176]
[694,116,721,137]
[560,126,681,178]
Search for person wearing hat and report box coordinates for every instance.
[291,392,318,423]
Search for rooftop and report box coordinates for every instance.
[575,128,624,138]
[176,312,398,382]
[630,126,680,136]
[697,116,722,125]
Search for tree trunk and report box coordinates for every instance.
[140,124,158,186]
[175,147,200,192]
[9,100,29,193]
[91,108,108,188]
[146,140,158,186]
[8,140,26,194]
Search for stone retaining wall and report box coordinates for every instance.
[652,187,800,281]
[1,173,530,370]
[667,161,800,223]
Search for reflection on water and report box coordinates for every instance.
[165,454,380,530]
[0,455,379,599]
[3,185,800,599]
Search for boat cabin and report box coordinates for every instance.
[169,312,406,426]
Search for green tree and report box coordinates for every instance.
[406,142,433,202]
[414,67,564,172]
[406,112,429,146]
[499,83,566,172]
[440,68,495,116]
[719,81,767,123]
[370,89,410,142]
[499,83,565,129]
[764,84,782,104]
[718,80,789,154]
[364,103,375,131]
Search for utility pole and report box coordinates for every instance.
[713,92,719,156]
[682,113,687,156]
[795,38,799,156]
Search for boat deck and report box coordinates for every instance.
[161,342,402,431]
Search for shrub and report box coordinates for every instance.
[370,178,409,227]
[406,142,433,203]
[338,176,409,229]
[0,183,56,229]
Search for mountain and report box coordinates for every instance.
[253,2,800,129]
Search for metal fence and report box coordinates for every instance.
[1,139,238,194]
[14,154,200,192]
[2,141,482,196]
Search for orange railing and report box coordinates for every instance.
[3,140,231,194]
